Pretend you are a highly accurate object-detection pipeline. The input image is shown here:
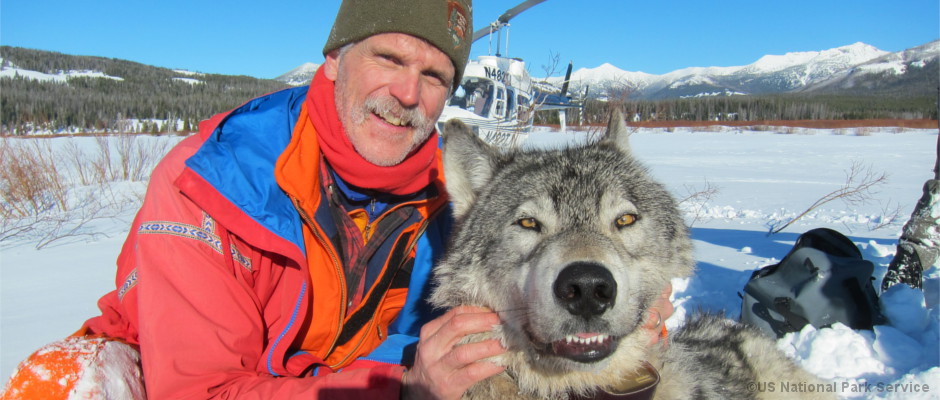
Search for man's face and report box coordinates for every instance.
[324,33,455,167]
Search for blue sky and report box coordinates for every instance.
[2,0,937,79]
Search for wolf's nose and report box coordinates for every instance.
[553,262,617,317]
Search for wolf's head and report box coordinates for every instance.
[431,114,694,395]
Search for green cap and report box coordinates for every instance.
[323,0,473,89]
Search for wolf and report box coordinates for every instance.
[430,115,834,400]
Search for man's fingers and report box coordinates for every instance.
[445,338,505,367]
[439,339,507,392]
[640,283,675,346]
[643,310,662,329]
[646,283,674,327]
[405,310,506,400]
[459,357,507,385]
[420,306,500,346]
[413,306,502,374]
[420,306,493,333]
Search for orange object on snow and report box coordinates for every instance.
[0,335,146,400]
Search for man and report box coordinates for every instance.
[2,1,670,398]
[881,106,940,292]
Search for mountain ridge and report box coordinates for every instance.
[543,40,938,100]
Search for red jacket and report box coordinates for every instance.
[82,86,451,399]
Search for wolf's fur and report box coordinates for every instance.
[431,116,834,400]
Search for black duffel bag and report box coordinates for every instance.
[740,228,886,338]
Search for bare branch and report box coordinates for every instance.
[1,134,176,248]
[678,179,722,228]
[868,201,905,231]
[768,161,889,235]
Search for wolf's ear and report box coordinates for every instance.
[442,119,499,218]
[599,110,632,155]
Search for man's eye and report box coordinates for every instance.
[423,72,448,87]
[377,53,401,65]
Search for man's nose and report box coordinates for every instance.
[388,70,420,107]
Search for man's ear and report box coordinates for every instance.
[442,119,499,219]
[323,50,340,81]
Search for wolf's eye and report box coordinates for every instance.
[517,217,541,231]
[615,213,638,228]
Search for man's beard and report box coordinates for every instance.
[335,80,436,166]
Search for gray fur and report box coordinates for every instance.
[432,114,834,400]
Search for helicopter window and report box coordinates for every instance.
[448,85,467,108]
[448,79,475,109]
[507,89,517,120]
[494,88,506,119]
[517,94,532,124]
[473,85,491,117]
[450,79,494,117]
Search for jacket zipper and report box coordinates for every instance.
[292,194,347,358]
[364,198,377,240]
[328,204,445,369]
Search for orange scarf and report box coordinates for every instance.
[305,68,440,195]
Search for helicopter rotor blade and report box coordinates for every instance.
[471,0,548,43]
[560,60,573,98]
[497,0,547,24]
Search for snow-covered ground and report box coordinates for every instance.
[2,126,938,398]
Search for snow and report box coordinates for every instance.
[0,59,208,86]
[859,41,940,77]
[858,62,909,76]
[570,63,657,84]
[0,58,124,83]
[172,69,204,77]
[668,74,717,88]
[3,126,939,398]
[172,77,204,86]
[0,67,125,83]
[680,89,748,98]
[748,43,888,74]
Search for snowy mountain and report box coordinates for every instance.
[548,40,938,100]
[275,62,320,86]
[799,41,940,96]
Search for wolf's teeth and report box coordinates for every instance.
[565,334,609,345]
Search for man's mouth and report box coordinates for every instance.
[363,94,436,135]
[375,109,408,127]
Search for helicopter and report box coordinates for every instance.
[436,0,585,148]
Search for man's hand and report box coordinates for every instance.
[642,282,674,346]
[402,306,506,400]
